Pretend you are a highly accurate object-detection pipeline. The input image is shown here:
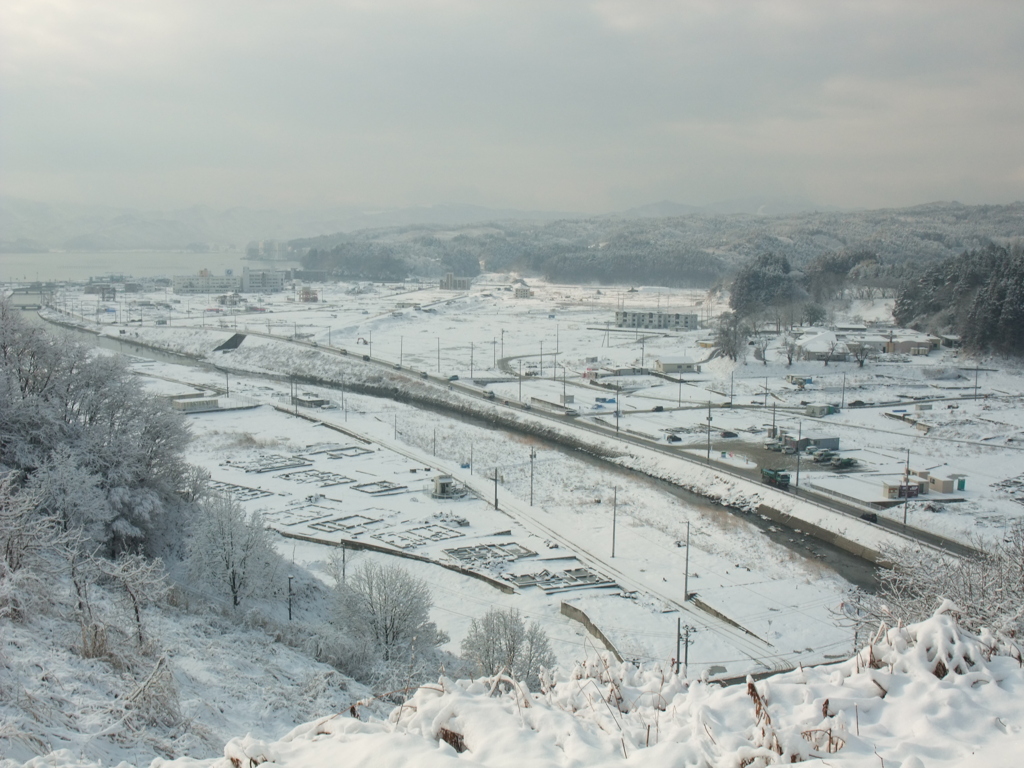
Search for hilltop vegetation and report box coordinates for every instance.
[297,201,1024,286]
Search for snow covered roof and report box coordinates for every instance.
[796,331,848,353]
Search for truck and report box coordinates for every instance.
[761,468,791,490]
[831,457,857,470]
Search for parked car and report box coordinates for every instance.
[653,405,665,412]
[420,371,428,378]
[720,430,738,438]
[764,440,781,451]
[361,354,370,361]
[667,434,682,443]
[448,375,459,381]
[782,445,797,455]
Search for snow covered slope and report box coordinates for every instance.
[18,605,1018,768]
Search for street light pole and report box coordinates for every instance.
[287,575,293,621]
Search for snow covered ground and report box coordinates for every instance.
[18,277,1024,766]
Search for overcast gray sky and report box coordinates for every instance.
[2,0,1022,213]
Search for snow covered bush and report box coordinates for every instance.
[843,520,1024,644]
[460,607,555,690]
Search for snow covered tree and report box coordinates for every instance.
[0,473,62,621]
[461,607,555,690]
[99,553,170,647]
[337,561,447,664]
[186,495,280,609]
[0,299,193,556]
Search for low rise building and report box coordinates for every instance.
[440,273,472,291]
[654,356,701,374]
[615,310,699,331]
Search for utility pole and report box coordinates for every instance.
[562,365,567,402]
[540,341,543,377]
[796,421,802,488]
[683,521,690,602]
[224,370,230,396]
[764,377,769,407]
[675,617,681,675]
[492,469,499,510]
[518,359,522,401]
[730,372,734,405]
[683,624,691,678]
[433,428,437,456]
[611,486,617,557]
[492,337,496,368]
[975,365,980,399]
[678,376,682,407]
[903,448,910,527]
[501,329,504,360]
[841,373,846,409]
[530,448,536,505]
[706,402,712,463]
[287,575,294,621]
[641,335,645,369]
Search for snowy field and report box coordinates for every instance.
[166,376,854,679]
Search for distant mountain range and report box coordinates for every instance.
[0,197,587,252]
[1,195,1018,258]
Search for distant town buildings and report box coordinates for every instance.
[245,240,291,260]
[172,266,286,294]
[514,286,533,299]
[615,310,699,331]
[440,273,472,291]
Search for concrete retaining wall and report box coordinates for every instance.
[560,602,623,662]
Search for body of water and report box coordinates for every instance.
[1,251,300,283]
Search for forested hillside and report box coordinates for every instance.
[297,202,1023,287]
[894,243,1024,356]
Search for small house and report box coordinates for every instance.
[805,404,839,417]
[655,356,701,374]
[292,392,330,408]
[171,398,220,413]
